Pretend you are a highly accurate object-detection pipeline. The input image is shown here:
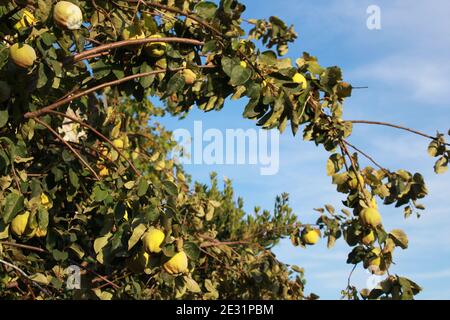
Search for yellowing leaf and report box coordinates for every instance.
[128,224,147,250]
[389,229,408,249]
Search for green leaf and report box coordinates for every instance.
[139,62,154,88]
[68,243,85,259]
[166,73,185,95]
[184,242,200,261]
[1,191,24,224]
[137,179,149,197]
[221,56,234,77]
[434,157,448,174]
[320,66,342,92]
[37,206,49,229]
[184,276,202,293]
[37,63,48,89]
[94,233,112,255]
[230,65,252,86]
[128,224,147,250]
[93,185,108,202]
[0,110,8,128]
[69,169,79,189]
[124,181,135,189]
[29,273,49,285]
[52,249,68,261]
[163,180,178,196]
[194,2,217,19]
[389,229,408,249]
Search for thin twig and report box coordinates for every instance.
[0,241,46,253]
[200,240,251,248]
[348,120,450,147]
[34,118,100,180]
[0,258,51,296]
[343,140,390,174]
[347,264,357,288]
[340,141,368,203]
[130,0,223,36]
[10,161,22,194]
[48,110,141,177]
[25,65,215,119]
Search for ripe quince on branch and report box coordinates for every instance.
[9,43,37,69]
[53,1,83,30]
[301,228,321,245]
[142,228,165,254]
[360,208,382,228]
[164,251,189,274]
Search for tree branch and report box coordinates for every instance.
[24,65,215,119]
[0,241,46,253]
[343,140,390,174]
[68,37,204,64]
[348,120,450,146]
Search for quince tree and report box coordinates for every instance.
[0,0,448,300]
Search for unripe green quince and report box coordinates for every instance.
[53,1,83,30]
[145,34,167,58]
[10,43,37,69]
[360,208,382,228]
[164,251,188,274]
[142,228,165,254]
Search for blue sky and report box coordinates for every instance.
[157,0,450,299]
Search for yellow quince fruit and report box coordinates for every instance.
[292,73,307,89]
[53,1,83,30]
[164,251,188,274]
[142,228,165,254]
[360,208,382,228]
[10,43,37,69]
[301,228,321,245]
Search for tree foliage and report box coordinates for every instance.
[0,0,448,300]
